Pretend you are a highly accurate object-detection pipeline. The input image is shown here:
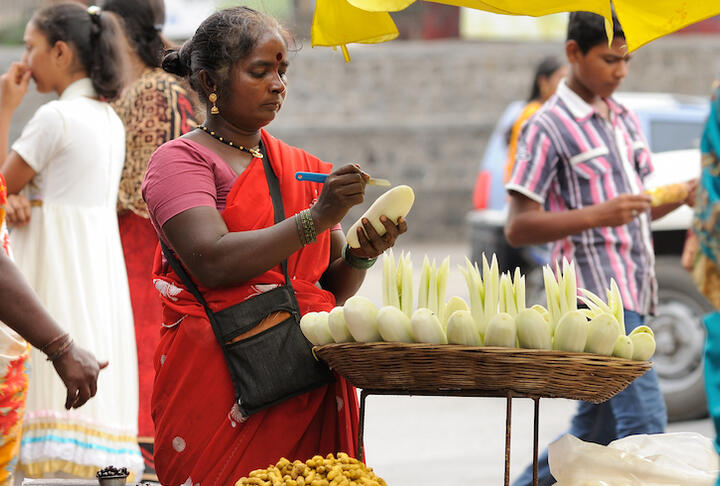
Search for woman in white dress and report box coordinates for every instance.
[0,3,143,480]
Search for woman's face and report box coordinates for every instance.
[21,21,60,93]
[219,30,288,130]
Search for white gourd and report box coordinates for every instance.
[343,296,381,342]
[377,305,414,343]
[346,185,415,248]
[328,306,354,343]
[299,311,334,346]
[411,308,447,344]
[446,310,481,346]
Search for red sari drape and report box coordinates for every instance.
[150,131,358,486]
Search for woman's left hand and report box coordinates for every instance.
[351,215,408,259]
[0,63,31,114]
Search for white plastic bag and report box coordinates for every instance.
[549,432,720,486]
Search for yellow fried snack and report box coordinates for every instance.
[236,452,388,486]
[645,183,689,207]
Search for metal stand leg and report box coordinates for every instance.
[504,391,512,486]
[357,389,370,463]
[533,397,540,486]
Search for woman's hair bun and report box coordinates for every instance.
[162,47,188,77]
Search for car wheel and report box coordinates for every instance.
[646,256,712,422]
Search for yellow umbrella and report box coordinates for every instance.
[311,0,399,62]
[312,0,720,60]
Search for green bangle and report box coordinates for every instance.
[342,244,377,270]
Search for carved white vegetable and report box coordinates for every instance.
[585,314,621,356]
[377,305,414,343]
[300,311,334,346]
[553,310,588,352]
[516,308,552,350]
[629,326,656,361]
[613,335,634,359]
[411,308,447,344]
[484,312,517,348]
[446,310,481,346]
[343,296,381,342]
[328,306,354,343]
[346,185,415,248]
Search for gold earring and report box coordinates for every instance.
[209,92,219,115]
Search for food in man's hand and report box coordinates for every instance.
[235,452,387,486]
[645,183,689,206]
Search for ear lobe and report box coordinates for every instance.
[565,40,580,64]
[197,70,216,97]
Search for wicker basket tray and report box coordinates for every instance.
[314,342,653,403]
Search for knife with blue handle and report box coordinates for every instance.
[295,171,391,187]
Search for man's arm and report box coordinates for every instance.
[505,190,653,247]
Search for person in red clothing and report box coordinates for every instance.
[141,7,408,485]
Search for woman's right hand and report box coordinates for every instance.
[311,164,368,231]
[5,194,32,227]
[52,343,109,409]
[0,63,31,114]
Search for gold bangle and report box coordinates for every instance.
[40,332,70,354]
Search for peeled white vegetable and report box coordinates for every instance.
[484,312,517,348]
[343,296,381,342]
[531,304,551,323]
[444,296,469,326]
[446,310,481,346]
[585,314,621,356]
[328,306,354,343]
[629,327,656,361]
[299,311,334,346]
[613,335,634,359]
[377,305,414,343]
[411,308,447,344]
[516,308,552,350]
[553,310,588,352]
[346,185,415,248]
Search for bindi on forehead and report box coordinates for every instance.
[276,52,283,61]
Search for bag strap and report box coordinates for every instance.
[159,139,293,313]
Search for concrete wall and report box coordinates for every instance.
[2,36,720,241]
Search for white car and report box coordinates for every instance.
[467,93,712,421]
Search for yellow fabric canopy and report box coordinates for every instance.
[312,0,720,61]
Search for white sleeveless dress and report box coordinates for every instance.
[9,78,143,479]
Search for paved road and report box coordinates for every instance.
[352,241,714,485]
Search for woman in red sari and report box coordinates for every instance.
[141,7,408,485]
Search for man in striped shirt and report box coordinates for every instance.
[506,12,695,486]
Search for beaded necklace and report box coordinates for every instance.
[198,125,263,159]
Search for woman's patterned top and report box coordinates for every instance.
[112,68,201,218]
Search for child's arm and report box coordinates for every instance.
[505,191,652,247]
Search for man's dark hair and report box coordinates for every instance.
[567,11,625,54]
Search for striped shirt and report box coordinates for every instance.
[507,81,657,315]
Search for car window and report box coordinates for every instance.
[649,120,705,152]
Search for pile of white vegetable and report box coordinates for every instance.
[300,252,655,361]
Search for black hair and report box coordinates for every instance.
[162,6,295,105]
[567,11,625,54]
[528,56,564,102]
[31,3,124,100]
[101,0,165,68]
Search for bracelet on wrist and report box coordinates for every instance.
[46,336,73,362]
[341,244,377,270]
[295,209,317,246]
[40,332,69,354]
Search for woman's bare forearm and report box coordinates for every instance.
[0,253,65,349]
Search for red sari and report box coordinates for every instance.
[150,131,358,486]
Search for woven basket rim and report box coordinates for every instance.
[314,342,652,402]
